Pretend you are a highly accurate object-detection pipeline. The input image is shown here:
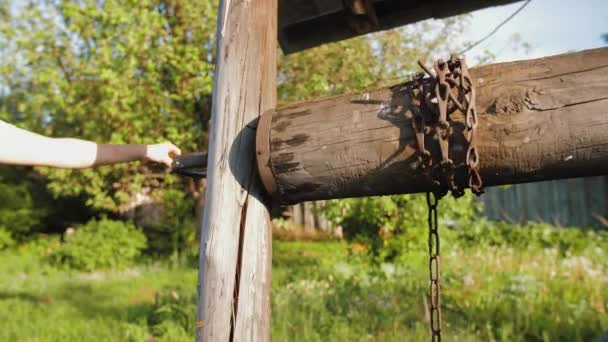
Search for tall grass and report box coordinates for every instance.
[271,226,608,341]
[0,224,606,341]
[0,247,196,341]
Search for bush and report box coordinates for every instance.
[148,286,197,337]
[143,189,197,265]
[453,220,608,254]
[0,166,94,241]
[321,193,480,260]
[0,181,45,240]
[17,234,62,257]
[50,217,147,271]
[0,227,15,250]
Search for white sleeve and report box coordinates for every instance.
[0,120,58,166]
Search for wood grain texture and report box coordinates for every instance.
[261,48,608,204]
[197,0,276,341]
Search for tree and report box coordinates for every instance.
[0,0,217,211]
[1,0,478,243]
[278,17,470,102]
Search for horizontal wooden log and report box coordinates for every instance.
[256,48,608,204]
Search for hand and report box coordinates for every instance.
[145,142,181,167]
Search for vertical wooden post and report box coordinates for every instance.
[291,204,304,227]
[197,0,276,341]
[304,202,316,231]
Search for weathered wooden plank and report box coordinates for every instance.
[257,48,608,204]
[197,0,276,341]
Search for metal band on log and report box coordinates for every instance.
[256,48,608,204]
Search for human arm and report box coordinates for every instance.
[0,120,180,168]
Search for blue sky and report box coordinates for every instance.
[462,0,607,63]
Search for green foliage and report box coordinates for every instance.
[453,221,608,255]
[0,164,99,241]
[278,17,471,102]
[144,189,197,265]
[0,182,42,239]
[0,168,47,239]
[0,227,605,341]
[148,286,196,337]
[321,190,607,264]
[0,243,196,341]
[0,228,15,250]
[50,217,147,271]
[272,237,608,341]
[0,1,217,211]
[17,234,62,258]
[321,193,481,260]
[0,0,484,229]
[272,217,295,230]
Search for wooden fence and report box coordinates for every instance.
[481,176,608,228]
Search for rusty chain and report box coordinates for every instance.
[411,55,483,197]
[427,191,441,341]
[410,55,484,341]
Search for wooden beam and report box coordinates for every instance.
[197,0,276,341]
[278,0,521,53]
[256,48,608,204]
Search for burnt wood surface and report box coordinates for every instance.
[258,48,608,204]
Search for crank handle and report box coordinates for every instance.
[171,152,208,179]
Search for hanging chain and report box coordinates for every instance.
[410,55,484,341]
[427,192,441,341]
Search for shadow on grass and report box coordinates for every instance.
[0,283,153,325]
[57,283,153,323]
[0,291,50,303]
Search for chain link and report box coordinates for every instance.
[410,55,484,341]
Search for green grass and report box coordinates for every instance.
[0,245,196,341]
[0,227,606,341]
[283,249,605,341]
[271,235,608,341]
